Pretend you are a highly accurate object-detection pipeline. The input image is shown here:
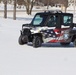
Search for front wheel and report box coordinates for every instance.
[33,36,42,48]
[18,35,28,45]
[74,39,76,47]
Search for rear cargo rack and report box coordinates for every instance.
[44,10,62,13]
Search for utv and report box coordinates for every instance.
[18,10,76,48]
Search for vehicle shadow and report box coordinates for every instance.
[27,42,74,48]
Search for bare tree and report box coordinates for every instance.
[17,0,35,15]
[0,0,2,3]
[13,0,16,20]
[25,0,35,15]
[17,0,25,8]
[3,0,7,18]
[38,0,68,12]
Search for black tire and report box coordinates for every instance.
[18,35,28,45]
[60,42,70,46]
[33,36,42,48]
[74,39,76,47]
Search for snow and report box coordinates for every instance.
[0,4,76,75]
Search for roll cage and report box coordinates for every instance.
[30,11,73,28]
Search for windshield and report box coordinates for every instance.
[31,13,48,26]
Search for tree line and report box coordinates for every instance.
[0,0,68,20]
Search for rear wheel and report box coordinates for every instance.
[74,39,76,47]
[33,36,42,48]
[18,35,28,45]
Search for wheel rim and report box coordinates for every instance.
[36,39,41,47]
[22,35,28,43]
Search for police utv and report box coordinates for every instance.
[18,10,76,47]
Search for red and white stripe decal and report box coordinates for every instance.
[48,28,70,43]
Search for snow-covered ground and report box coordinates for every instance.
[0,15,76,75]
[0,4,76,75]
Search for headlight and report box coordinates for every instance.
[63,33,69,40]
[31,28,41,34]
